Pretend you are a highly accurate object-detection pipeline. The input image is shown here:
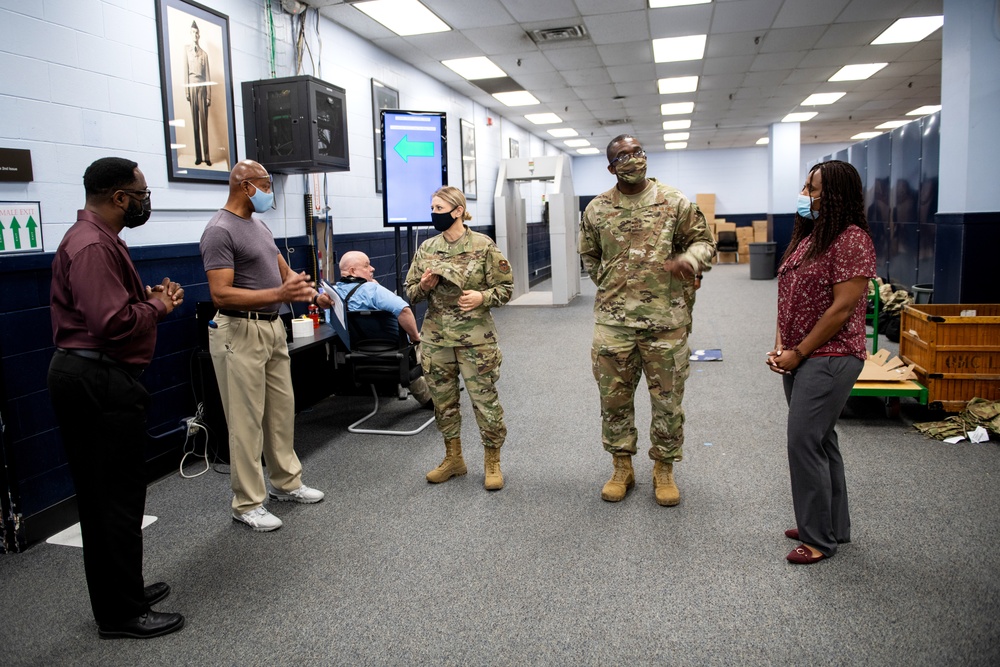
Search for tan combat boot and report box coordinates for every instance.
[601,454,635,502]
[426,438,467,483]
[652,460,680,506]
[484,447,504,490]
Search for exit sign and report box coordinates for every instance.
[0,202,43,254]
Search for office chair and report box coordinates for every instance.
[343,309,435,436]
[715,230,739,263]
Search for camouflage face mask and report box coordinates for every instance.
[615,156,647,184]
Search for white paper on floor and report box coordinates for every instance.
[46,515,158,548]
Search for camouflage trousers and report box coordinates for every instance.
[591,323,690,462]
[421,341,506,448]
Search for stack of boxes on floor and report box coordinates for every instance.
[696,193,769,265]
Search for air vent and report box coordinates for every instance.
[599,118,631,127]
[528,25,589,43]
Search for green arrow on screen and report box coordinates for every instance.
[10,216,21,250]
[0,219,5,251]
[394,134,435,163]
[26,216,37,247]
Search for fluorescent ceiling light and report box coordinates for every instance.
[829,63,888,81]
[663,132,690,141]
[875,120,908,129]
[661,101,695,115]
[852,132,882,139]
[492,90,539,107]
[353,0,450,37]
[650,0,711,7]
[802,92,846,106]
[657,76,699,95]
[907,105,941,116]
[871,16,943,45]
[662,119,691,130]
[756,138,769,145]
[652,34,707,63]
[577,147,601,155]
[564,139,591,147]
[782,112,817,122]
[524,113,562,124]
[664,142,687,150]
[441,56,506,80]
[547,128,579,137]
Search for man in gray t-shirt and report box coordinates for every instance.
[200,159,333,533]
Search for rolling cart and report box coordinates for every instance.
[849,279,927,417]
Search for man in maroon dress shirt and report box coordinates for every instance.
[48,157,185,639]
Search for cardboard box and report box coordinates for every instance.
[715,220,735,233]
[736,227,754,245]
[752,220,768,242]
[696,193,716,225]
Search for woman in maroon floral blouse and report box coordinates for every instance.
[766,160,876,565]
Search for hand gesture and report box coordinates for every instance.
[663,258,695,279]
[457,290,484,312]
[278,270,316,303]
[146,277,184,314]
[419,268,440,292]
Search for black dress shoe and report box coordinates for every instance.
[205,159,212,166]
[98,611,185,639]
[144,582,170,606]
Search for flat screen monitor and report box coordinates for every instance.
[380,110,447,227]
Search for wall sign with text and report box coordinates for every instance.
[0,202,43,254]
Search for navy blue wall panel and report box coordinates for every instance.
[933,220,964,304]
[848,143,867,184]
[917,114,940,285]
[888,124,921,288]
[866,133,892,279]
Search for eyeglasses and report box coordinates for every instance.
[242,176,273,191]
[120,189,151,202]
[610,149,646,167]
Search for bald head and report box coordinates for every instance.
[223,160,271,218]
[339,251,375,282]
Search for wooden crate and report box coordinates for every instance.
[899,304,1000,411]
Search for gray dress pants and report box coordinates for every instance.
[782,355,863,557]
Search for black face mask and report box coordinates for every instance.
[123,197,152,228]
[431,207,457,232]
[339,275,367,284]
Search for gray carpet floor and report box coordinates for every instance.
[2,263,998,666]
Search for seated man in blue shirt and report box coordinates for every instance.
[334,251,432,408]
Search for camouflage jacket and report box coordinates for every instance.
[404,226,513,347]
[579,178,716,330]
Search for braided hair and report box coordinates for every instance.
[780,160,871,265]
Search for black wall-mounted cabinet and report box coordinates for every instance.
[242,75,350,174]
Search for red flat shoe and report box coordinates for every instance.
[786,545,826,564]
[785,528,799,540]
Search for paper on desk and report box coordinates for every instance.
[943,436,965,444]
[968,426,990,443]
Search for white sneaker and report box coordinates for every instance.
[232,506,283,532]
[268,484,324,504]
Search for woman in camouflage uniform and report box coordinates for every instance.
[404,186,514,490]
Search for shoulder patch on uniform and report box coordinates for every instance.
[498,259,511,273]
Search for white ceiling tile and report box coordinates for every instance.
[423,0,514,29]
[772,0,851,29]
[543,45,605,70]
[750,51,808,71]
[497,0,581,23]
[607,63,657,83]
[710,0,784,34]
[758,26,826,54]
[582,10,650,46]
[597,42,655,67]
[561,67,612,87]
[647,4,713,38]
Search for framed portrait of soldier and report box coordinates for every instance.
[155,0,237,183]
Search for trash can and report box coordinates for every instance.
[910,283,933,304]
[749,242,776,280]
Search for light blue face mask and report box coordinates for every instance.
[248,185,274,213]
[797,193,819,220]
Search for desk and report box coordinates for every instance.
[196,323,346,463]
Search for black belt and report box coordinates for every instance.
[56,348,146,379]
[217,309,280,321]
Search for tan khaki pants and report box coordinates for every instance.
[209,313,303,513]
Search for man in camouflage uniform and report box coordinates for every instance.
[579,135,716,506]
[404,186,514,490]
